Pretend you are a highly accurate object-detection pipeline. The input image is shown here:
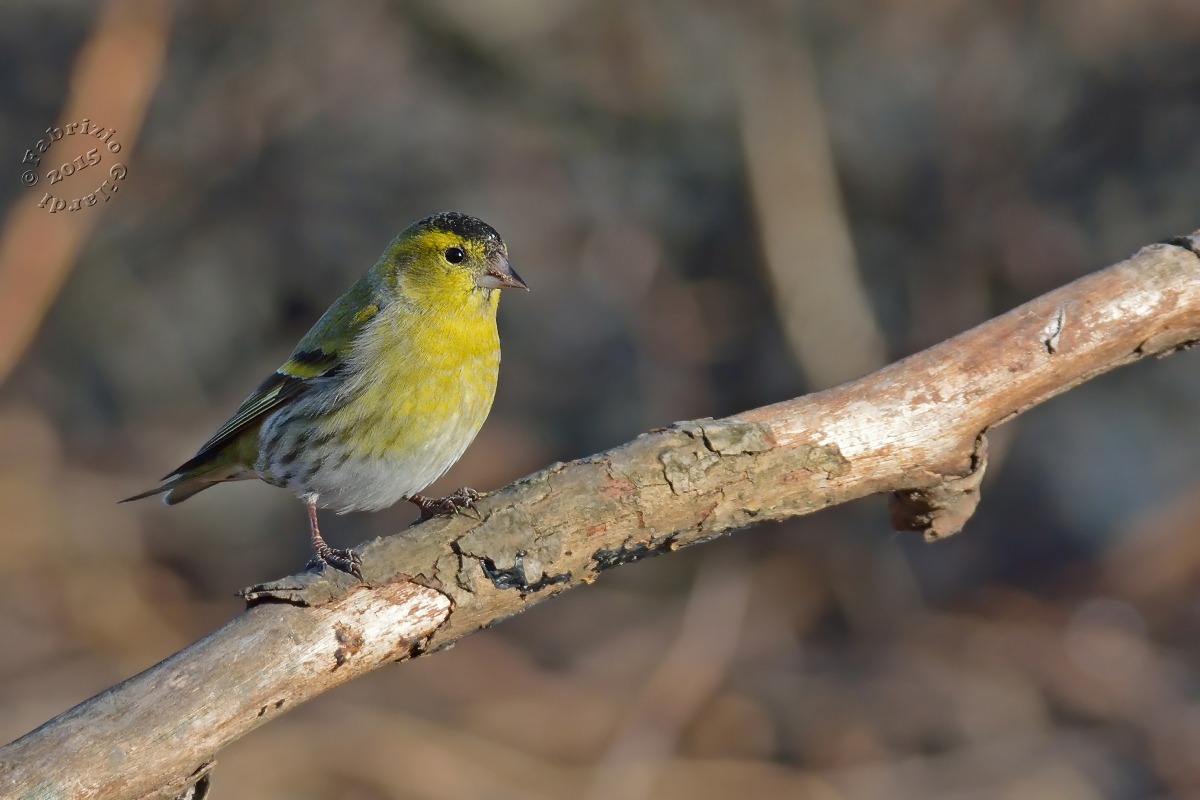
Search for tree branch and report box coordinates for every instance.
[3,235,1199,799]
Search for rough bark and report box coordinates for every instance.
[2,234,1199,800]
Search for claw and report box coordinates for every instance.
[411,487,486,521]
[303,493,363,580]
[311,544,363,579]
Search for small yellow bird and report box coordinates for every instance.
[124,212,527,577]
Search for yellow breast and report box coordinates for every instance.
[327,289,502,464]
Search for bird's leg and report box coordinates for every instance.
[303,493,362,579]
[410,487,485,520]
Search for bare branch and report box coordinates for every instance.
[2,235,1198,799]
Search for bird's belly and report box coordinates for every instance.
[301,413,486,512]
[257,353,498,513]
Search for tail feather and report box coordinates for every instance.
[122,464,252,506]
[122,424,263,506]
[119,484,172,504]
[121,474,220,505]
[163,479,221,505]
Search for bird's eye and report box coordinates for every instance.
[444,247,466,264]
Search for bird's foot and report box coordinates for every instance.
[308,543,363,579]
[411,487,485,520]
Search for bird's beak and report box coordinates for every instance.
[476,256,529,290]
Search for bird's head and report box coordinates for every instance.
[384,212,527,311]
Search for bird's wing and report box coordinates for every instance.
[180,361,325,468]
[170,279,386,477]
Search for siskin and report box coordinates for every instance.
[124,212,527,577]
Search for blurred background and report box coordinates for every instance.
[2,1,1200,797]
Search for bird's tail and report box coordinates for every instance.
[121,453,254,506]
[120,473,221,505]
[122,423,261,506]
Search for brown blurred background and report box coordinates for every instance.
[3,1,1200,798]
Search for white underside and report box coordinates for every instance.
[256,407,482,513]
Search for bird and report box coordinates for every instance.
[123,211,528,578]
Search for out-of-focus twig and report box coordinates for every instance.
[1,234,1198,799]
[584,553,752,800]
[737,24,888,388]
[0,0,170,385]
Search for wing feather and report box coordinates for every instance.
[174,369,315,476]
[172,278,385,478]
[122,268,387,504]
